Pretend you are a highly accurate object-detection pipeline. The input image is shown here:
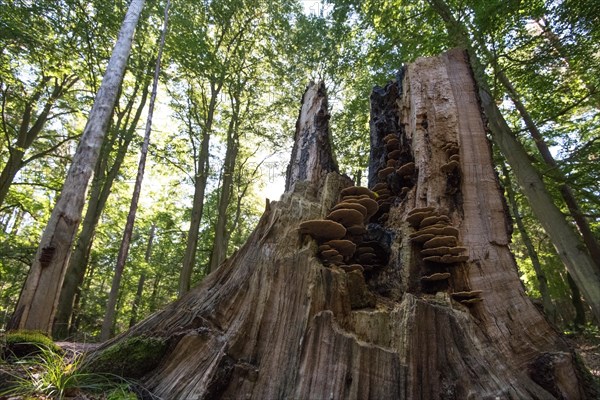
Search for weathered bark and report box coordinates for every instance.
[100,0,170,341]
[8,0,146,334]
[85,59,594,399]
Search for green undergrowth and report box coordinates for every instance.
[0,331,142,399]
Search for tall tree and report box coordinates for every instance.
[8,0,146,333]
[100,0,171,341]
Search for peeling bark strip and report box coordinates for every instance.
[84,51,595,399]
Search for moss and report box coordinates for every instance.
[86,336,167,379]
[1,330,62,360]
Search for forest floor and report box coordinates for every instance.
[0,333,599,398]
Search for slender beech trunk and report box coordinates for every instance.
[53,76,150,339]
[100,0,170,341]
[502,164,555,321]
[8,0,146,334]
[129,223,156,328]
[428,0,600,324]
[567,272,587,327]
[178,83,221,296]
[209,96,242,272]
[494,68,600,269]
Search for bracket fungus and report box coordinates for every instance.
[388,149,402,160]
[421,272,451,282]
[377,166,395,179]
[423,235,458,249]
[323,240,357,258]
[340,186,377,200]
[346,198,379,219]
[397,162,415,177]
[441,160,460,174]
[383,133,397,142]
[299,220,346,241]
[372,182,388,192]
[331,202,368,218]
[420,215,451,228]
[451,290,483,300]
[326,208,364,228]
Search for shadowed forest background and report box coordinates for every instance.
[1,0,599,342]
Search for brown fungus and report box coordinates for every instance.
[421,272,451,282]
[406,210,437,227]
[388,149,402,160]
[397,162,415,176]
[372,182,388,192]
[410,233,436,244]
[420,246,451,257]
[346,198,379,219]
[423,235,458,249]
[383,133,397,142]
[331,202,368,218]
[377,166,395,179]
[449,154,460,162]
[420,215,451,228]
[340,186,377,200]
[441,160,460,174]
[385,139,400,151]
[324,240,357,258]
[347,225,367,236]
[451,290,483,299]
[321,249,340,259]
[326,208,364,228]
[408,206,437,216]
[299,220,346,241]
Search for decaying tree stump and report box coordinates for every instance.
[85,50,596,399]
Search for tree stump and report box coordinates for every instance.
[85,50,596,399]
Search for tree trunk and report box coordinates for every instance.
[495,69,600,270]
[567,272,587,328]
[178,84,219,297]
[8,0,145,334]
[100,0,170,341]
[209,95,242,273]
[84,59,595,399]
[428,0,600,323]
[129,223,155,328]
[502,163,556,322]
[53,74,151,339]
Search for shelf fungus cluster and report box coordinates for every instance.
[299,186,386,309]
[407,206,481,306]
[299,186,382,272]
[372,133,416,224]
[441,141,461,194]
